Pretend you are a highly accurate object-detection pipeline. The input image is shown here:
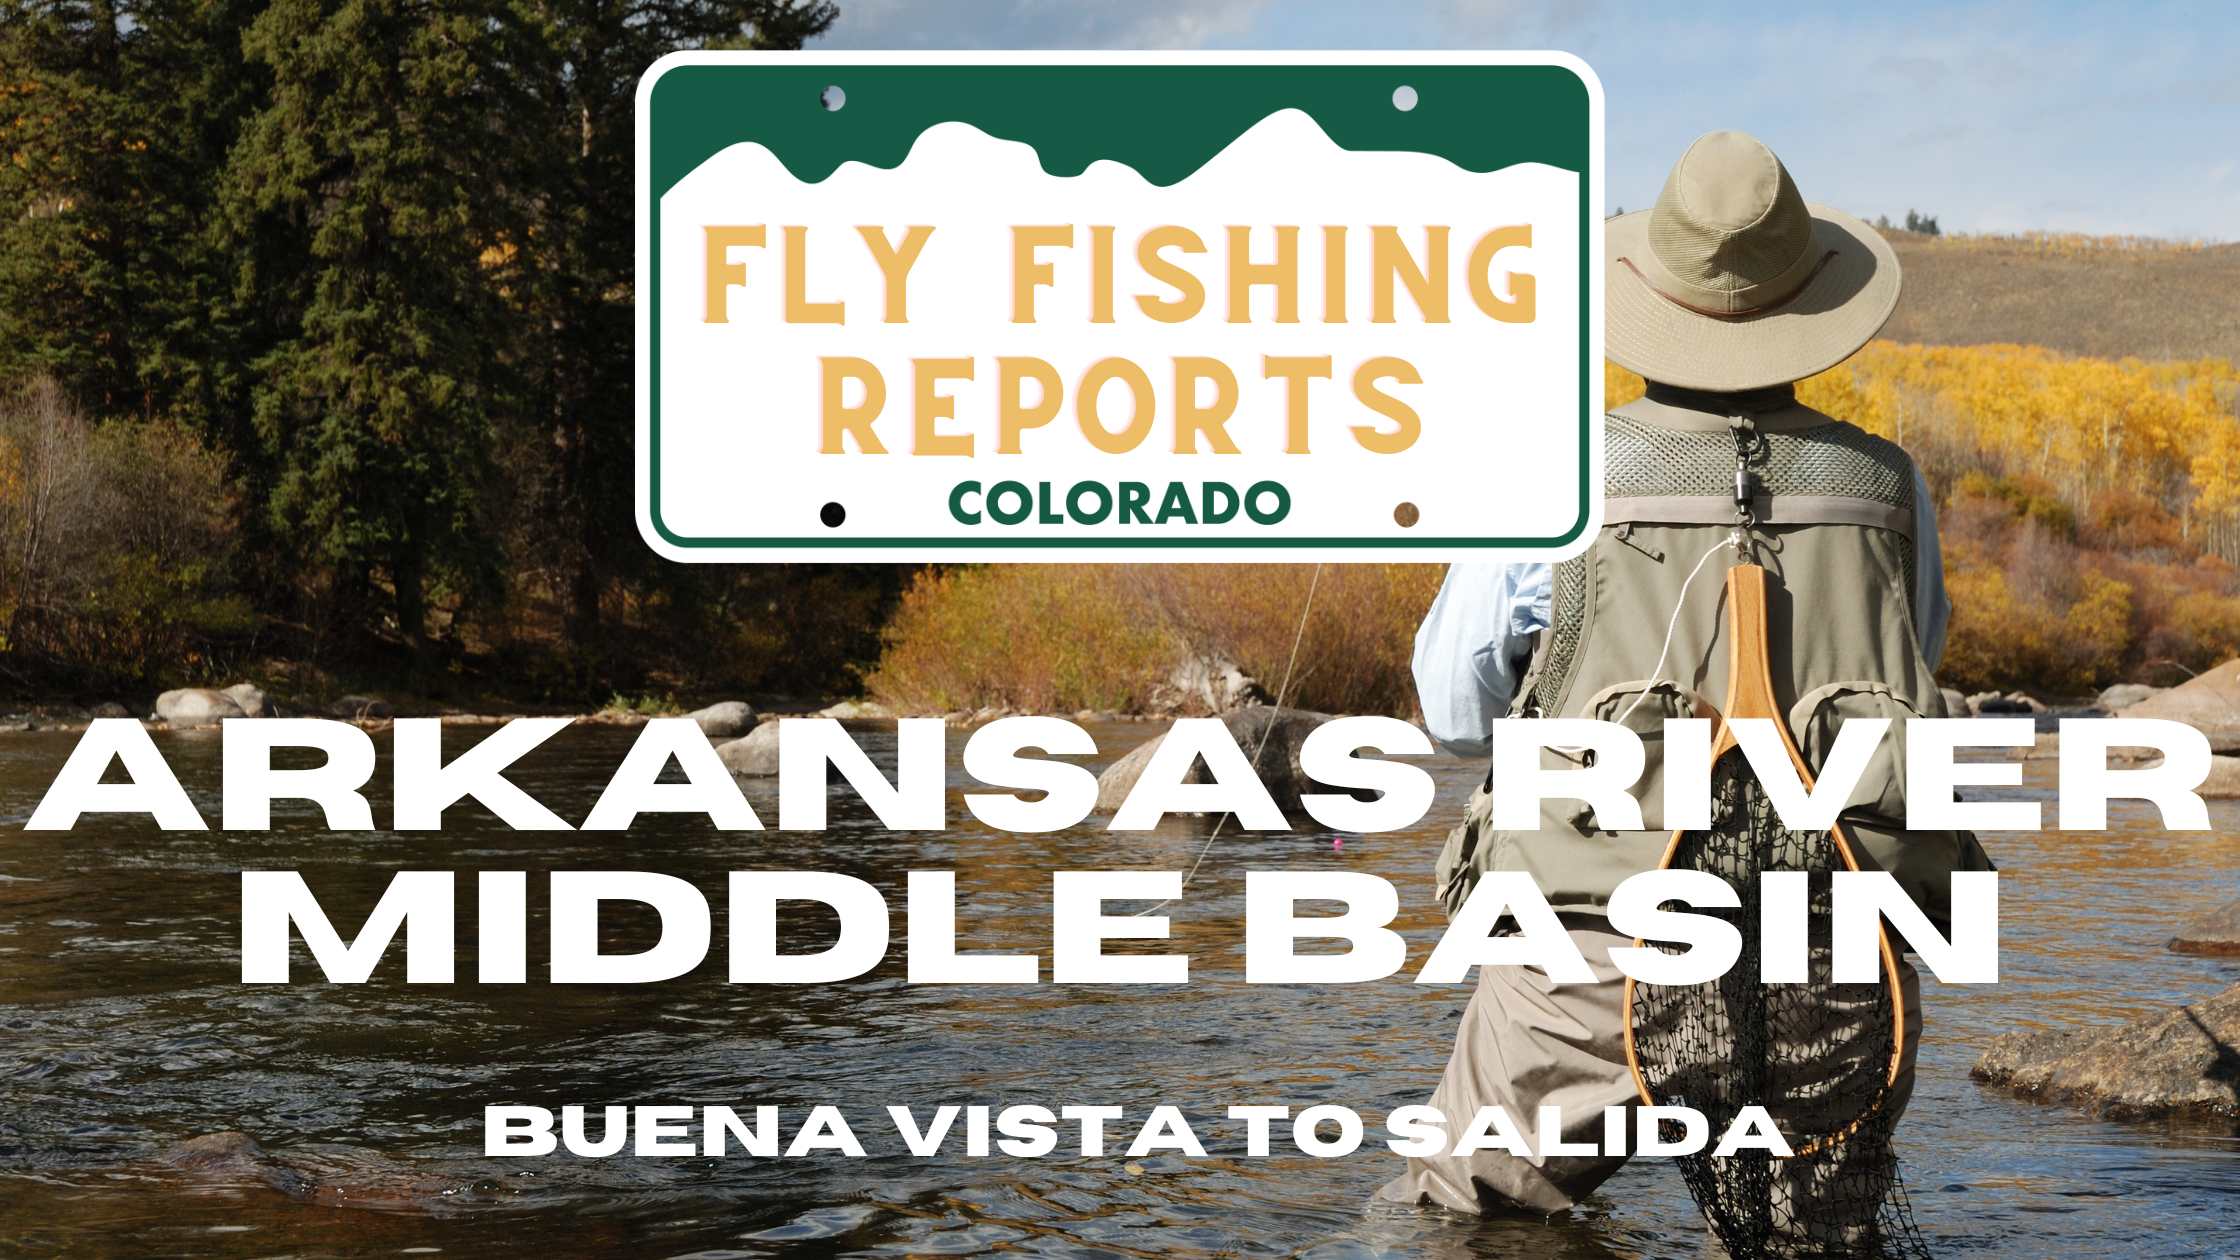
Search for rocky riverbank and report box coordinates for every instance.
[1972,981,2240,1123]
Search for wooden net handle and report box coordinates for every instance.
[1625,564,1909,1138]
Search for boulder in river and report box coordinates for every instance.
[716,720,843,781]
[688,700,755,737]
[162,1130,510,1211]
[88,701,129,719]
[2120,658,2240,753]
[1971,980,2240,1120]
[1094,706,1336,814]
[1148,651,1268,715]
[2171,895,2240,955]
[328,694,393,720]
[155,688,244,727]
[1969,690,2046,714]
[2097,682,2167,713]
[716,721,780,776]
[162,1131,314,1196]
[222,682,269,718]
[2205,755,2240,799]
[818,699,893,719]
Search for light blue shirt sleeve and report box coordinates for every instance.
[1412,562,1553,760]
[1913,466,1951,674]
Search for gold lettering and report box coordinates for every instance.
[1011,225,1073,323]
[820,357,887,453]
[1090,225,1115,323]
[704,225,765,323]
[1077,358,1155,454]
[1371,226,1449,323]
[1173,357,1241,454]
[997,357,1064,454]
[1134,226,1206,323]
[857,225,935,323]
[1226,225,1299,323]
[913,358,976,457]
[1351,357,1422,454]
[1322,226,1347,323]
[1468,225,1535,323]
[1262,355,1332,454]
[785,226,844,324]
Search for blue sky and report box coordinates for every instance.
[815,1,2240,241]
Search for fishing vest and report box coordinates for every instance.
[1434,391,1992,929]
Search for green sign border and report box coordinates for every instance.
[642,59,1596,551]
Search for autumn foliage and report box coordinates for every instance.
[875,343,2240,718]
[1612,343,2240,693]
[865,564,1444,718]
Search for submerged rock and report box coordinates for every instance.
[716,721,841,781]
[688,700,755,737]
[716,721,781,776]
[162,1131,315,1197]
[1093,706,1336,814]
[155,688,244,727]
[2121,658,2240,753]
[161,1131,521,1212]
[2171,895,2240,955]
[1971,981,2240,1120]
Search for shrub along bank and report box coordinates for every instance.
[865,564,1443,719]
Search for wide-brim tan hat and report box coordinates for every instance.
[1606,130,1901,392]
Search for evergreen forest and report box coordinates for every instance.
[0,0,912,706]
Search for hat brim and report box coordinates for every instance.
[1604,203,1900,392]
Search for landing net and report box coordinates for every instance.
[1627,757,1933,1259]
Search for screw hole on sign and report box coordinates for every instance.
[1392,85,1418,112]
[820,502,846,528]
[1393,502,1420,528]
[821,85,846,111]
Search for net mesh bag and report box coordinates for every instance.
[1627,756,1933,1259]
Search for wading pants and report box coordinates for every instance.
[1375,915,1921,1226]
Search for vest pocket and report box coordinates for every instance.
[1580,679,1717,833]
[1787,680,1924,824]
[1434,778,1499,920]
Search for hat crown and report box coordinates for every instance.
[1647,131,1814,295]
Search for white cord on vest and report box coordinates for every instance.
[1613,531,1739,727]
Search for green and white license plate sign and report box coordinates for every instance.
[636,52,1602,561]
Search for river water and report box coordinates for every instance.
[0,720,2234,1258]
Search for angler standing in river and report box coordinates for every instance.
[1379,130,1994,1251]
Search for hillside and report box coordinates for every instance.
[1875,229,2240,362]
[1603,225,2240,695]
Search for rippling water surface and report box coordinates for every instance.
[0,721,2234,1258]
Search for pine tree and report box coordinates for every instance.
[0,0,259,422]
[487,0,835,649]
[223,0,516,663]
